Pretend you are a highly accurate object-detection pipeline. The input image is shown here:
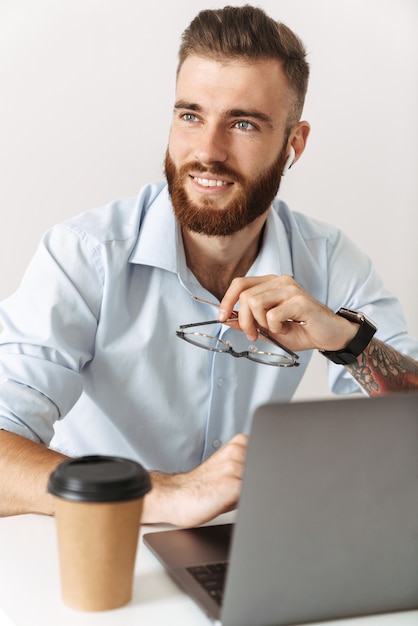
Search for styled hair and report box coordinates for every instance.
[177,5,309,126]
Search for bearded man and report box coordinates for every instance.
[0,5,417,523]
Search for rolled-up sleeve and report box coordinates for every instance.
[0,223,103,444]
[322,228,418,395]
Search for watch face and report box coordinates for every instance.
[338,307,362,323]
[338,307,377,331]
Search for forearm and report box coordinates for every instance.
[0,430,68,516]
[346,338,418,395]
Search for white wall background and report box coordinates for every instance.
[1,0,417,400]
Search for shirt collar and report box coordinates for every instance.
[129,185,179,274]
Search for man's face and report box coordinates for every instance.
[166,55,294,237]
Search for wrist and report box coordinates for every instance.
[141,471,188,526]
[320,307,377,365]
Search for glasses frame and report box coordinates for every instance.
[176,318,300,367]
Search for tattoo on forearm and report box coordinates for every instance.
[347,338,418,395]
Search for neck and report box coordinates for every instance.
[182,215,267,301]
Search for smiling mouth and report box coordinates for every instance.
[192,176,232,188]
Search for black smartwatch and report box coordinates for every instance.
[320,307,377,365]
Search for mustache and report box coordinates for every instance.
[178,161,244,184]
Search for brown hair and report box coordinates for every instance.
[177,5,309,126]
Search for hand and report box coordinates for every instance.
[218,275,358,353]
[142,434,248,527]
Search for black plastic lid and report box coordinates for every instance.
[48,455,152,503]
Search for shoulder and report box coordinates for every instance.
[271,198,341,246]
[59,182,168,247]
[268,199,375,306]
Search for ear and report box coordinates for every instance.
[286,120,311,169]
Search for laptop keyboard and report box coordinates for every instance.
[187,562,228,606]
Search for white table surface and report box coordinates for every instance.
[0,513,416,626]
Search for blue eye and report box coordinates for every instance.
[235,120,255,131]
[182,113,199,122]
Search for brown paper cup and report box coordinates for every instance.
[48,456,151,611]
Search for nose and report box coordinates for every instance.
[195,124,228,166]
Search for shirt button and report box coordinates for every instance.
[212,439,221,449]
[217,378,224,387]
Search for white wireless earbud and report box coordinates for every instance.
[282,146,296,176]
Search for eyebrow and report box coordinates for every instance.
[174,101,274,128]
[174,101,202,112]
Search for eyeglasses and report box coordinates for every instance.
[176,297,300,367]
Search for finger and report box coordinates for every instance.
[242,278,309,334]
[216,433,248,467]
[236,280,289,339]
[211,436,248,483]
[218,276,273,321]
[227,433,249,461]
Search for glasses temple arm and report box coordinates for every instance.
[178,319,236,330]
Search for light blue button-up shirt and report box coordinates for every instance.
[0,182,416,471]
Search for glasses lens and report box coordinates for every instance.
[247,345,295,366]
[181,331,231,353]
[177,324,298,366]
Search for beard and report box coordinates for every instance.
[164,145,288,237]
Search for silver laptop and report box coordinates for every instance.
[143,392,418,625]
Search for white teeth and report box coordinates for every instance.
[194,177,228,187]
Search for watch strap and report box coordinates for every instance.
[320,308,377,365]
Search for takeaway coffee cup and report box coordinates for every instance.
[48,455,152,611]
